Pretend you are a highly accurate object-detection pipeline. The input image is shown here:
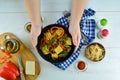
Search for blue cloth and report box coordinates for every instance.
[53,8,96,70]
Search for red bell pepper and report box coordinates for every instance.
[0,67,16,80]
[0,50,11,55]
[0,61,20,80]
[0,50,11,64]
[4,61,20,76]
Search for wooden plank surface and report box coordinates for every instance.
[0,32,40,80]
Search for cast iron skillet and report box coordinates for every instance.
[36,24,75,63]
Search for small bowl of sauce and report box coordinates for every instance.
[77,60,87,71]
[24,22,31,33]
[3,38,20,53]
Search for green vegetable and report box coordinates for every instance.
[59,38,64,42]
[50,39,57,45]
[60,51,68,57]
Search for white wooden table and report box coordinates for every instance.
[0,0,120,80]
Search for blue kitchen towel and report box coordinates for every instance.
[53,8,96,70]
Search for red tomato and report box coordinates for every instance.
[4,61,20,76]
[0,67,16,80]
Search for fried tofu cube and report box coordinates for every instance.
[54,45,63,54]
[65,37,72,45]
[41,45,49,55]
[45,32,52,40]
[51,53,58,59]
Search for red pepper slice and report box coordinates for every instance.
[50,26,64,39]
[0,50,11,56]
[4,61,20,77]
[0,67,16,80]
[0,50,11,64]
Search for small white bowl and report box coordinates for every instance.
[76,60,87,72]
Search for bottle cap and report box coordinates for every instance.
[101,29,109,37]
[100,18,108,26]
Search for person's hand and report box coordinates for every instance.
[30,22,43,48]
[69,22,81,52]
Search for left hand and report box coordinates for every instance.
[69,22,81,52]
[30,22,43,48]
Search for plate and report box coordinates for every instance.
[36,24,75,63]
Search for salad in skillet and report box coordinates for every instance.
[38,25,73,60]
